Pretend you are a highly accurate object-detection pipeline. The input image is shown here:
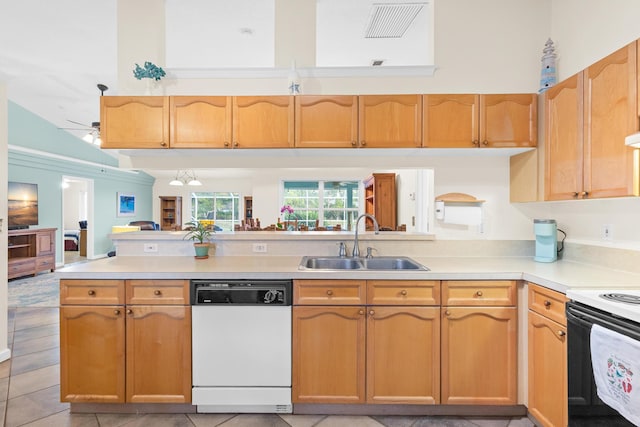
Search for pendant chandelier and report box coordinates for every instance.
[169,170,202,186]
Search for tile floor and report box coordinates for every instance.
[0,306,537,427]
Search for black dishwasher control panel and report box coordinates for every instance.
[190,279,292,306]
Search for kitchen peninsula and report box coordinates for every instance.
[57,230,640,424]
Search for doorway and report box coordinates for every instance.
[61,176,94,265]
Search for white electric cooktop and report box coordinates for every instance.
[566,289,640,324]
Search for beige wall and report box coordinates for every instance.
[119,0,640,250]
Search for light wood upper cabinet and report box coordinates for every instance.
[232,96,294,148]
[295,95,358,148]
[100,96,170,149]
[359,95,422,148]
[170,96,232,148]
[423,94,478,148]
[544,73,584,200]
[424,94,536,148]
[583,41,639,198]
[481,94,537,147]
[545,41,639,200]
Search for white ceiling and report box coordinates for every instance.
[0,0,429,166]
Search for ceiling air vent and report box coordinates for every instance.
[364,2,426,39]
[371,59,385,66]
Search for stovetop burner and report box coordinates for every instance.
[600,293,640,305]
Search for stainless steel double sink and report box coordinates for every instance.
[299,256,429,271]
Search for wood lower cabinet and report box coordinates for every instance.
[367,305,440,404]
[545,41,639,200]
[60,279,191,403]
[440,280,517,405]
[292,279,440,405]
[293,305,366,403]
[527,284,568,427]
[423,94,537,148]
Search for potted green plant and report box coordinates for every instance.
[183,220,215,259]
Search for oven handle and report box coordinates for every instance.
[567,305,640,339]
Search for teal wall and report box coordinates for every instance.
[8,102,155,259]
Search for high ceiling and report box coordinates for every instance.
[0,0,429,153]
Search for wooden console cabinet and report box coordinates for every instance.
[8,228,56,280]
[159,196,182,231]
[364,173,397,231]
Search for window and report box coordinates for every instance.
[282,181,359,230]
[190,192,241,231]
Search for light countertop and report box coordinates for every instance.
[56,255,640,294]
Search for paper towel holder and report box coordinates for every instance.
[435,193,484,222]
[435,193,485,204]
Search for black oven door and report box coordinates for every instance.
[566,302,638,426]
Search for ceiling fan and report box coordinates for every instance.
[58,84,108,145]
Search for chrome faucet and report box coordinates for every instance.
[352,213,379,258]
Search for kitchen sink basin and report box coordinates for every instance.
[360,257,427,270]
[299,256,429,271]
[300,257,362,270]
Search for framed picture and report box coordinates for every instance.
[117,192,136,217]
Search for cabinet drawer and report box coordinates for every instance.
[60,280,125,305]
[8,259,36,279]
[294,280,366,305]
[528,283,567,326]
[126,280,189,305]
[367,280,440,305]
[442,280,516,306]
[36,256,55,271]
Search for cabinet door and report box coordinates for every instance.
[126,305,191,403]
[481,94,537,147]
[359,95,422,148]
[441,306,517,405]
[423,94,479,148]
[292,306,365,403]
[100,96,170,148]
[544,73,584,200]
[584,42,639,198]
[60,306,125,403]
[170,96,232,148]
[528,311,567,427]
[232,96,294,148]
[295,95,358,148]
[367,306,440,404]
[35,229,55,256]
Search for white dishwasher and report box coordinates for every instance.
[190,279,292,414]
